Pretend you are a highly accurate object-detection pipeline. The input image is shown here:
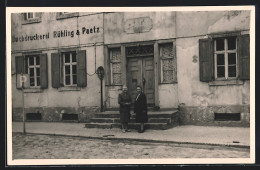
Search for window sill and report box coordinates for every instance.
[159,80,177,84]
[209,79,244,86]
[58,86,81,92]
[23,88,43,93]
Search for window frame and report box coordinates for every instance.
[213,37,238,80]
[27,55,41,88]
[109,47,122,85]
[26,13,38,20]
[158,40,177,84]
[61,51,78,87]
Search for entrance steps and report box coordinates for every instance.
[85,109,179,130]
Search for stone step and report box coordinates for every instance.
[94,110,178,119]
[89,118,114,123]
[85,122,170,130]
[89,118,171,124]
[112,123,169,130]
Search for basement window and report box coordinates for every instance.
[62,113,78,121]
[214,113,241,121]
[26,113,42,121]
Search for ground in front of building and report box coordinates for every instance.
[12,133,249,159]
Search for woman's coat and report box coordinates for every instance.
[134,92,148,123]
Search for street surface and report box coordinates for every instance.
[12,133,249,159]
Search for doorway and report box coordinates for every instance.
[126,45,155,106]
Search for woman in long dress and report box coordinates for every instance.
[134,85,148,133]
[118,85,132,133]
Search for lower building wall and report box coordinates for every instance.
[178,105,250,127]
[12,106,100,122]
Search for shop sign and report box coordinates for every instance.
[12,26,101,43]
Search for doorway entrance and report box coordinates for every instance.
[126,45,155,106]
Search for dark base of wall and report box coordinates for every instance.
[12,107,101,123]
[178,105,250,127]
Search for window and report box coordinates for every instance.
[159,42,177,83]
[214,37,237,80]
[15,54,48,89]
[62,52,77,86]
[109,48,122,85]
[28,55,41,87]
[199,34,250,83]
[22,12,42,24]
[51,50,86,88]
[25,13,38,20]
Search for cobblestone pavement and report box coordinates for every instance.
[12,133,249,159]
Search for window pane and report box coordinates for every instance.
[30,78,35,86]
[72,65,77,74]
[73,75,77,84]
[217,54,225,65]
[65,76,70,85]
[28,13,33,19]
[64,53,70,63]
[36,56,40,65]
[65,66,70,74]
[162,59,174,70]
[72,52,77,62]
[228,37,236,50]
[112,63,121,73]
[110,48,121,61]
[163,70,174,82]
[29,68,34,77]
[228,53,236,65]
[29,57,34,65]
[216,39,224,51]
[36,68,40,76]
[37,77,40,86]
[217,66,225,77]
[228,66,236,77]
[112,73,121,84]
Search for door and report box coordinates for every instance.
[127,56,155,105]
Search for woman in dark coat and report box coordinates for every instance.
[118,85,132,133]
[134,85,148,133]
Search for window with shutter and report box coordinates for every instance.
[199,34,250,83]
[51,50,86,89]
[16,54,48,89]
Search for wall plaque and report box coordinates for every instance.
[124,17,153,34]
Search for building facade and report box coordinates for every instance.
[11,11,251,126]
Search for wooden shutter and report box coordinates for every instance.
[40,53,48,88]
[238,34,250,80]
[77,50,87,87]
[199,38,214,82]
[51,53,60,88]
[16,56,24,74]
[16,56,24,89]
